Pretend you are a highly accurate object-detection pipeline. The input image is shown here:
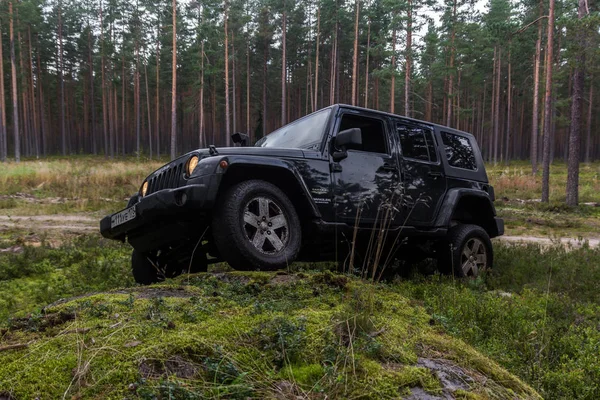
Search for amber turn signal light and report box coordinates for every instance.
[219,160,228,169]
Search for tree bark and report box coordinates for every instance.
[585,79,593,163]
[171,0,177,159]
[364,13,371,109]
[351,0,359,106]
[145,63,152,158]
[224,0,230,145]
[566,0,586,206]
[9,2,20,162]
[541,0,554,203]
[531,0,543,173]
[405,0,412,117]
[281,1,287,126]
[493,46,501,164]
[390,21,396,114]
[58,3,66,156]
[505,43,512,163]
[0,22,7,162]
[447,0,457,126]
[156,12,161,157]
[314,6,320,111]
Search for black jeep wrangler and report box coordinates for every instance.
[101,104,503,284]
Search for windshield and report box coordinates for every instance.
[255,109,331,150]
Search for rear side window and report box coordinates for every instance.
[441,132,477,170]
[396,124,437,162]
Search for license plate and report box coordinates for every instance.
[111,206,136,228]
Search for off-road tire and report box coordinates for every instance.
[212,180,301,271]
[437,224,493,277]
[131,250,163,285]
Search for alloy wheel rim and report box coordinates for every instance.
[460,238,487,276]
[242,196,289,254]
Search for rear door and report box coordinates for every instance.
[393,120,446,226]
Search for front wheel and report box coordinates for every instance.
[212,180,301,271]
[131,250,163,285]
[437,224,493,277]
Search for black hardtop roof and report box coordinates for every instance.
[328,104,476,139]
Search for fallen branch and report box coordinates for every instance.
[0,343,29,352]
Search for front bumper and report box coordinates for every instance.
[100,175,220,246]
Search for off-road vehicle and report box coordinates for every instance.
[101,104,504,284]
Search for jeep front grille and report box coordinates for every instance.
[147,162,184,195]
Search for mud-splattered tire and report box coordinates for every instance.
[437,224,493,277]
[212,180,301,271]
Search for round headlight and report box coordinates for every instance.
[187,155,199,176]
[141,181,148,197]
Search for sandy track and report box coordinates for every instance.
[1,214,598,248]
[0,214,98,232]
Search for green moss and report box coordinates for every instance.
[0,272,540,399]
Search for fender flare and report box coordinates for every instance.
[218,156,322,219]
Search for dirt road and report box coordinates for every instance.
[1,214,598,249]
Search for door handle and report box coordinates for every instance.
[428,171,444,178]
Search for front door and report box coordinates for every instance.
[331,112,401,226]
[393,120,446,226]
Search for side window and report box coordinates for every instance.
[338,114,388,154]
[397,124,438,162]
[441,132,477,170]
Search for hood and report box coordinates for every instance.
[193,146,321,160]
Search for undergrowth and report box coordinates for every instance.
[0,235,598,398]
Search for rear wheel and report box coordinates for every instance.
[212,180,301,271]
[437,224,492,277]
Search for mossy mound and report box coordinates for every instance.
[0,272,540,399]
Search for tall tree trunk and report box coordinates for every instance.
[0,22,7,162]
[313,6,320,111]
[88,27,96,155]
[541,0,555,203]
[505,43,512,164]
[224,0,230,145]
[364,13,371,108]
[9,2,20,162]
[58,3,66,156]
[37,49,46,156]
[232,31,237,134]
[27,27,38,158]
[145,63,152,158]
[246,43,250,136]
[489,47,496,161]
[585,79,593,163]
[405,0,412,117]
[156,14,161,157]
[351,0,359,106]
[531,0,543,173]
[171,0,177,159]
[262,21,268,137]
[200,39,205,147]
[281,2,287,126]
[136,44,141,156]
[447,0,457,126]
[493,46,501,164]
[566,0,586,206]
[390,21,396,114]
[100,0,108,158]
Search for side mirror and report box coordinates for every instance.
[332,128,362,162]
[231,132,250,147]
